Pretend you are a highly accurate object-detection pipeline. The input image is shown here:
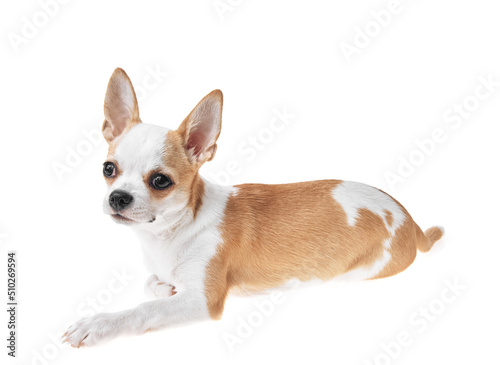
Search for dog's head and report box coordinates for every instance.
[101,68,222,229]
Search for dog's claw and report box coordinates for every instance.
[62,313,120,347]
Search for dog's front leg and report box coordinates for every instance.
[63,290,209,347]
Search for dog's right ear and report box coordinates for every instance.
[102,68,141,144]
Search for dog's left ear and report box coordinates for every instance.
[102,68,141,144]
[177,90,223,165]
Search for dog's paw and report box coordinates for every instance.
[62,313,121,348]
[144,274,176,299]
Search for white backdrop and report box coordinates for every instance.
[1,0,499,364]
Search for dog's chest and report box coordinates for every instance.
[140,237,182,284]
[136,225,222,292]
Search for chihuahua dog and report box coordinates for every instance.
[63,68,444,347]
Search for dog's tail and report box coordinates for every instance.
[416,226,445,253]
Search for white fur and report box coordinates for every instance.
[144,274,175,299]
[331,181,406,281]
[332,181,405,235]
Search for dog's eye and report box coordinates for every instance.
[103,162,116,177]
[150,173,172,190]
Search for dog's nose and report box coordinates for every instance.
[109,190,134,212]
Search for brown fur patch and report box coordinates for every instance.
[416,226,443,253]
[204,180,423,319]
[160,131,205,216]
[371,219,418,279]
[385,210,393,227]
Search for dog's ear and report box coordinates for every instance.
[177,90,223,165]
[102,68,141,144]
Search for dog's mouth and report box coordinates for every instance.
[112,214,135,222]
[111,214,156,224]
